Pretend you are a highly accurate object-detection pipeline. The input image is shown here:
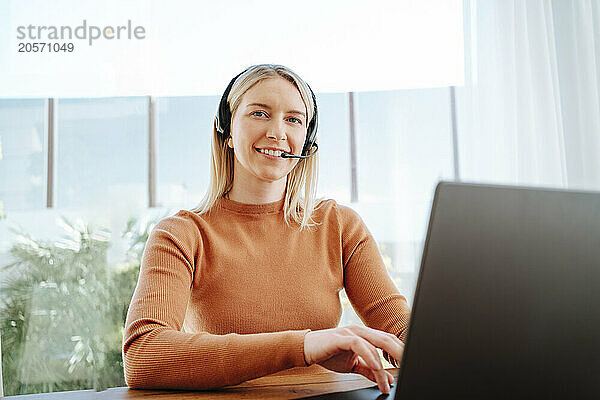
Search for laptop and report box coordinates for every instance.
[303,182,600,399]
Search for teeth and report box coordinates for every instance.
[259,149,282,157]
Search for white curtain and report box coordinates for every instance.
[456,0,600,191]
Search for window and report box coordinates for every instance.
[315,93,351,203]
[56,97,148,210]
[339,88,456,325]
[0,99,47,212]
[155,96,217,208]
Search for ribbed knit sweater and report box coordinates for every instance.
[122,196,411,390]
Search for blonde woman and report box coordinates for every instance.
[123,64,411,395]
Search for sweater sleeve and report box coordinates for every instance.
[122,213,310,390]
[336,204,411,366]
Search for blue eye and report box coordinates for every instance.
[251,111,267,117]
[288,117,302,125]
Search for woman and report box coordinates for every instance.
[122,64,411,395]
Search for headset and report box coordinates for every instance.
[214,65,319,159]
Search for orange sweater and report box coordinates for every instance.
[122,196,411,390]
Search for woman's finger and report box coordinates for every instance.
[344,336,390,393]
[338,334,382,371]
[387,370,395,385]
[351,356,392,394]
[346,325,404,364]
[342,336,390,393]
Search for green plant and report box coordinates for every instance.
[0,213,160,395]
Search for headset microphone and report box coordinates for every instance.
[280,143,319,159]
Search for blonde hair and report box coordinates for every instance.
[189,64,323,231]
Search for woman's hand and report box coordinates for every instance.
[303,325,404,394]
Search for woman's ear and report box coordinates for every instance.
[227,137,233,148]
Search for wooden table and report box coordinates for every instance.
[6,368,398,399]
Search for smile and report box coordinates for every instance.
[255,147,285,159]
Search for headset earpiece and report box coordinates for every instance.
[303,84,319,156]
[215,69,248,140]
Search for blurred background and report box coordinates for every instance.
[0,0,599,395]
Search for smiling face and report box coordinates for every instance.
[228,77,308,189]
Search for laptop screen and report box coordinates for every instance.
[395,182,600,399]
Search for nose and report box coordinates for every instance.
[266,118,287,142]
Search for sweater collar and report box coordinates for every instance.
[218,195,285,214]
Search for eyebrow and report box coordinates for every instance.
[246,103,307,118]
